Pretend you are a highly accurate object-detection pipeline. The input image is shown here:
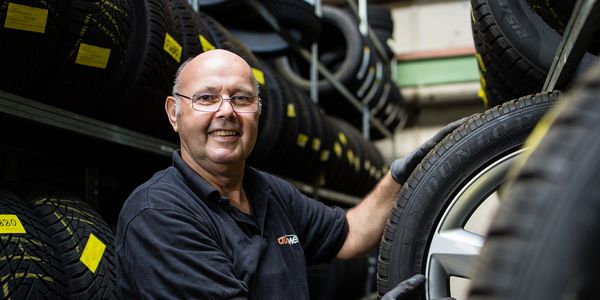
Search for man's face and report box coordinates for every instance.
[168,51,260,170]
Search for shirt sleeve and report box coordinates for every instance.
[116,207,247,300]
[286,186,349,265]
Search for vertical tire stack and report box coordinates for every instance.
[0,187,115,299]
[270,4,404,138]
[470,0,598,107]
[0,0,392,196]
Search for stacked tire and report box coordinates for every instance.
[0,187,115,299]
[0,0,389,196]
[470,0,597,107]
[271,4,404,138]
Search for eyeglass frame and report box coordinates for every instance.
[174,92,262,113]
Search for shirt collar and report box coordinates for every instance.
[171,150,271,233]
[172,150,221,203]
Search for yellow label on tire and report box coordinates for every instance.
[320,150,330,162]
[333,142,342,157]
[4,3,48,33]
[164,33,182,63]
[0,215,26,234]
[312,138,321,151]
[287,103,296,118]
[200,35,216,52]
[80,233,106,273]
[338,132,348,145]
[76,43,111,69]
[297,133,308,148]
[252,68,265,85]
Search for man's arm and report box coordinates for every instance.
[336,172,400,259]
[336,117,466,259]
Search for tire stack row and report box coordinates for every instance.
[0,0,389,196]
[0,187,115,299]
[268,4,404,139]
[200,1,403,139]
[470,0,598,107]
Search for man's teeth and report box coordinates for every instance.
[214,130,238,136]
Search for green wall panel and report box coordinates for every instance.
[396,55,479,87]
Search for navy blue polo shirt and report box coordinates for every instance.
[115,151,349,299]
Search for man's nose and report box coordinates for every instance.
[215,99,236,115]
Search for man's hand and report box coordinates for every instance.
[390,117,467,184]
[381,274,456,300]
[381,274,425,300]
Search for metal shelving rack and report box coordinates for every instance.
[542,0,600,92]
[243,0,401,142]
[0,89,363,205]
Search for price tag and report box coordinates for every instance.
[164,33,182,63]
[80,233,106,273]
[252,68,265,85]
[297,133,308,148]
[312,138,321,151]
[76,43,111,69]
[200,35,215,52]
[0,215,26,234]
[287,103,296,118]
[4,3,48,33]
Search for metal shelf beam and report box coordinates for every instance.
[0,90,177,157]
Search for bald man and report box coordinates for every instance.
[115,50,459,299]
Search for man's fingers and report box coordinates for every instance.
[381,274,426,300]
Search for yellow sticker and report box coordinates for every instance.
[4,3,48,33]
[80,233,106,273]
[364,159,372,170]
[0,215,26,234]
[199,35,216,52]
[252,68,265,85]
[338,132,347,145]
[312,138,321,151]
[347,149,354,163]
[320,150,330,162]
[333,142,342,158]
[354,156,360,172]
[75,43,111,69]
[164,33,182,63]
[297,133,308,148]
[287,103,296,118]
[475,53,487,72]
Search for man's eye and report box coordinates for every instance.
[232,96,253,102]
[196,94,218,101]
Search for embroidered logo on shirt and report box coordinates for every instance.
[277,234,299,245]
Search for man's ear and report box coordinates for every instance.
[165,96,179,133]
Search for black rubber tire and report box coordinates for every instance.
[0,0,133,116]
[200,0,322,48]
[272,4,364,96]
[197,11,261,68]
[527,0,600,54]
[28,192,116,299]
[0,188,66,299]
[170,0,205,59]
[99,0,183,140]
[468,62,600,300]
[470,0,596,107]
[377,91,558,299]
[247,60,285,169]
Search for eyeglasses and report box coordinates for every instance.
[175,93,261,113]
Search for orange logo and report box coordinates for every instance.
[277,234,299,245]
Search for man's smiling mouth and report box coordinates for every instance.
[211,130,239,137]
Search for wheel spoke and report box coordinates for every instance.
[427,229,483,298]
[430,229,484,277]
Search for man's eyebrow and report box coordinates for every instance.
[191,86,218,94]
